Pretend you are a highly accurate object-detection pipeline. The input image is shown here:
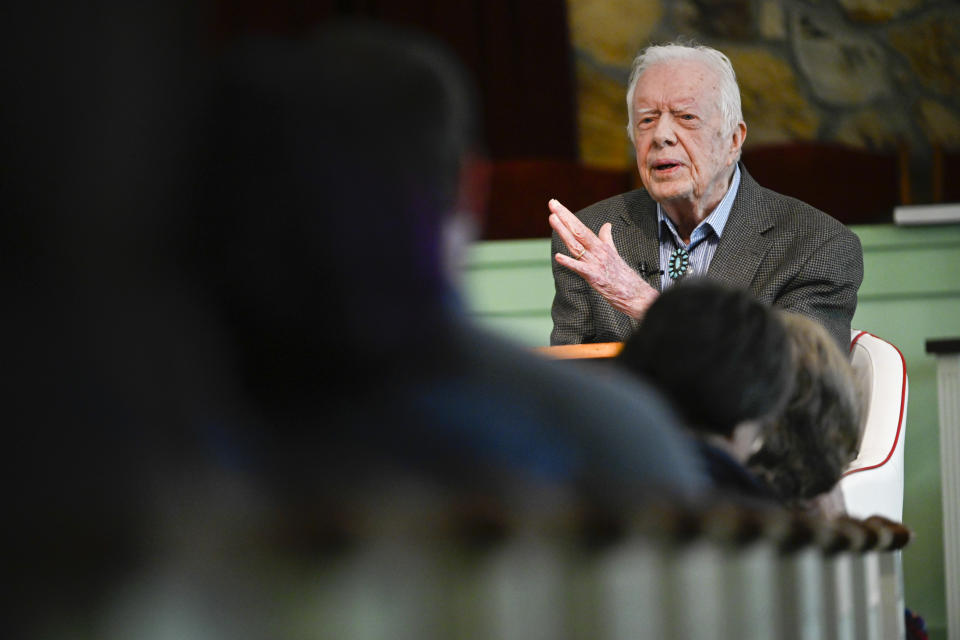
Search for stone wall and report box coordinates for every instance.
[568,0,960,200]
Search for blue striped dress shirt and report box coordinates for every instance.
[658,165,741,291]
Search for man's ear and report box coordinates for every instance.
[729,418,765,463]
[454,153,491,229]
[442,154,490,286]
[729,121,747,163]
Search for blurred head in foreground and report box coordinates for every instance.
[618,280,794,460]
[616,281,794,502]
[179,19,709,510]
[189,20,486,400]
[748,312,862,513]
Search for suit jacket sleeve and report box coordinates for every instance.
[550,229,595,345]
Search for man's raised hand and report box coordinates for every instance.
[548,199,659,320]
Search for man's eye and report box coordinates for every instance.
[680,114,696,121]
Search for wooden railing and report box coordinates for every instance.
[300,501,911,640]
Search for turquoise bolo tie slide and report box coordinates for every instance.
[667,246,694,280]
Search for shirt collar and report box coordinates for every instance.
[657,164,741,246]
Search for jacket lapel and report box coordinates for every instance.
[707,165,774,289]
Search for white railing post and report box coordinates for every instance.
[720,539,778,640]
[472,535,567,640]
[668,538,725,640]
[851,550,884,639]
[926,338,960,640]
[823,551,857,640]
[779,546,825,640]
[877,550,906,640]
[594,537,666,640]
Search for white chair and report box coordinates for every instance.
[840,330,908,523]
[841,331,910,640]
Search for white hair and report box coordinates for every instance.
[625,43,743,145]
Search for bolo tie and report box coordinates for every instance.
[666,235,709,280]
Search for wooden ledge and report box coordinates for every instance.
[534,342,624,360]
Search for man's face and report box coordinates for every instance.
[631,60,745,209]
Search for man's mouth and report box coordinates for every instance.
[653,162,681,171]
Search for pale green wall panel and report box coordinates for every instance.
[856,225,960,299]
[472,314,553,347]
[467,237,553,264]
[465,238,554,346]
[463,266,554,315]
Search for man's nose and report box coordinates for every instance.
[653,115,677,146]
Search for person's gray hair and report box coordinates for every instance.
[625,42,743,145]
[748,312,864,504]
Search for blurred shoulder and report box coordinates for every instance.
[446,322,708,498]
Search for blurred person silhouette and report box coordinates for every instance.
[9,19,712,640]
[184,19,710,512]
[4,2,220,638]
[616,280,795,503]
[748,311,863,519]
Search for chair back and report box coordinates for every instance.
[840,330,908,521]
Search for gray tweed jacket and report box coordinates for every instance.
[550,164,864,350]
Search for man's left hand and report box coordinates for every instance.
[548,198,659,320]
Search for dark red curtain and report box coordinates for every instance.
[213,0,578,161]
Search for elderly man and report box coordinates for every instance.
[549,43,863,350]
